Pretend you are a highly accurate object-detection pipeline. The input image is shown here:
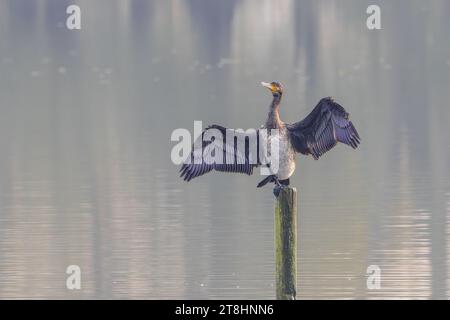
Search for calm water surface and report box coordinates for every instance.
[0,0,450,299]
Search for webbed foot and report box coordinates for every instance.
[273,184,287,197]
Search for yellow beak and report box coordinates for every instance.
[261,82,274,92]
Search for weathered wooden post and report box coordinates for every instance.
[275,187,297,300]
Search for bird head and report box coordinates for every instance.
[261,81,283,96]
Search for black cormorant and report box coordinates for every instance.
[180,81,360,196]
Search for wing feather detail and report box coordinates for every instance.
[180,125,260,182]
[287,97,360,160]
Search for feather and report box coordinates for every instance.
[180,126,260,182]
[287,97,360,159]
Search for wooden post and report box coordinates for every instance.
[275,187,297,300]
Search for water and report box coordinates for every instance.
[0,0,450,299]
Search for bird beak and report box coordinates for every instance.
[261,82,273,92]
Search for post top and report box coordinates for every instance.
[278,187,297,194]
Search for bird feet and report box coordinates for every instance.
[273,185,287,197]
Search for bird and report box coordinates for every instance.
[179,81,360,196]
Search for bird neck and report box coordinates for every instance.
[266,94,282,129]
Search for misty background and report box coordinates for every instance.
[0,0,450,299]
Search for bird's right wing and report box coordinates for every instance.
[180,125,261,182]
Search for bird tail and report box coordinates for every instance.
[257,175,275,188]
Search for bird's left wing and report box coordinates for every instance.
[286,97,360,160]
[180,124,260,182]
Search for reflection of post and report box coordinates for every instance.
[275,187,297,300]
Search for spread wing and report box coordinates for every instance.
[180,125,261,182]
[286,97,360,160]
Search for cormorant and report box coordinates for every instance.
[180,81,360,196]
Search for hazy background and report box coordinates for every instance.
[0,0,449,299]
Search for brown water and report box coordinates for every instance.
[0,0,450,299]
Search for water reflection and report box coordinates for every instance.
[0,0,449,299]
